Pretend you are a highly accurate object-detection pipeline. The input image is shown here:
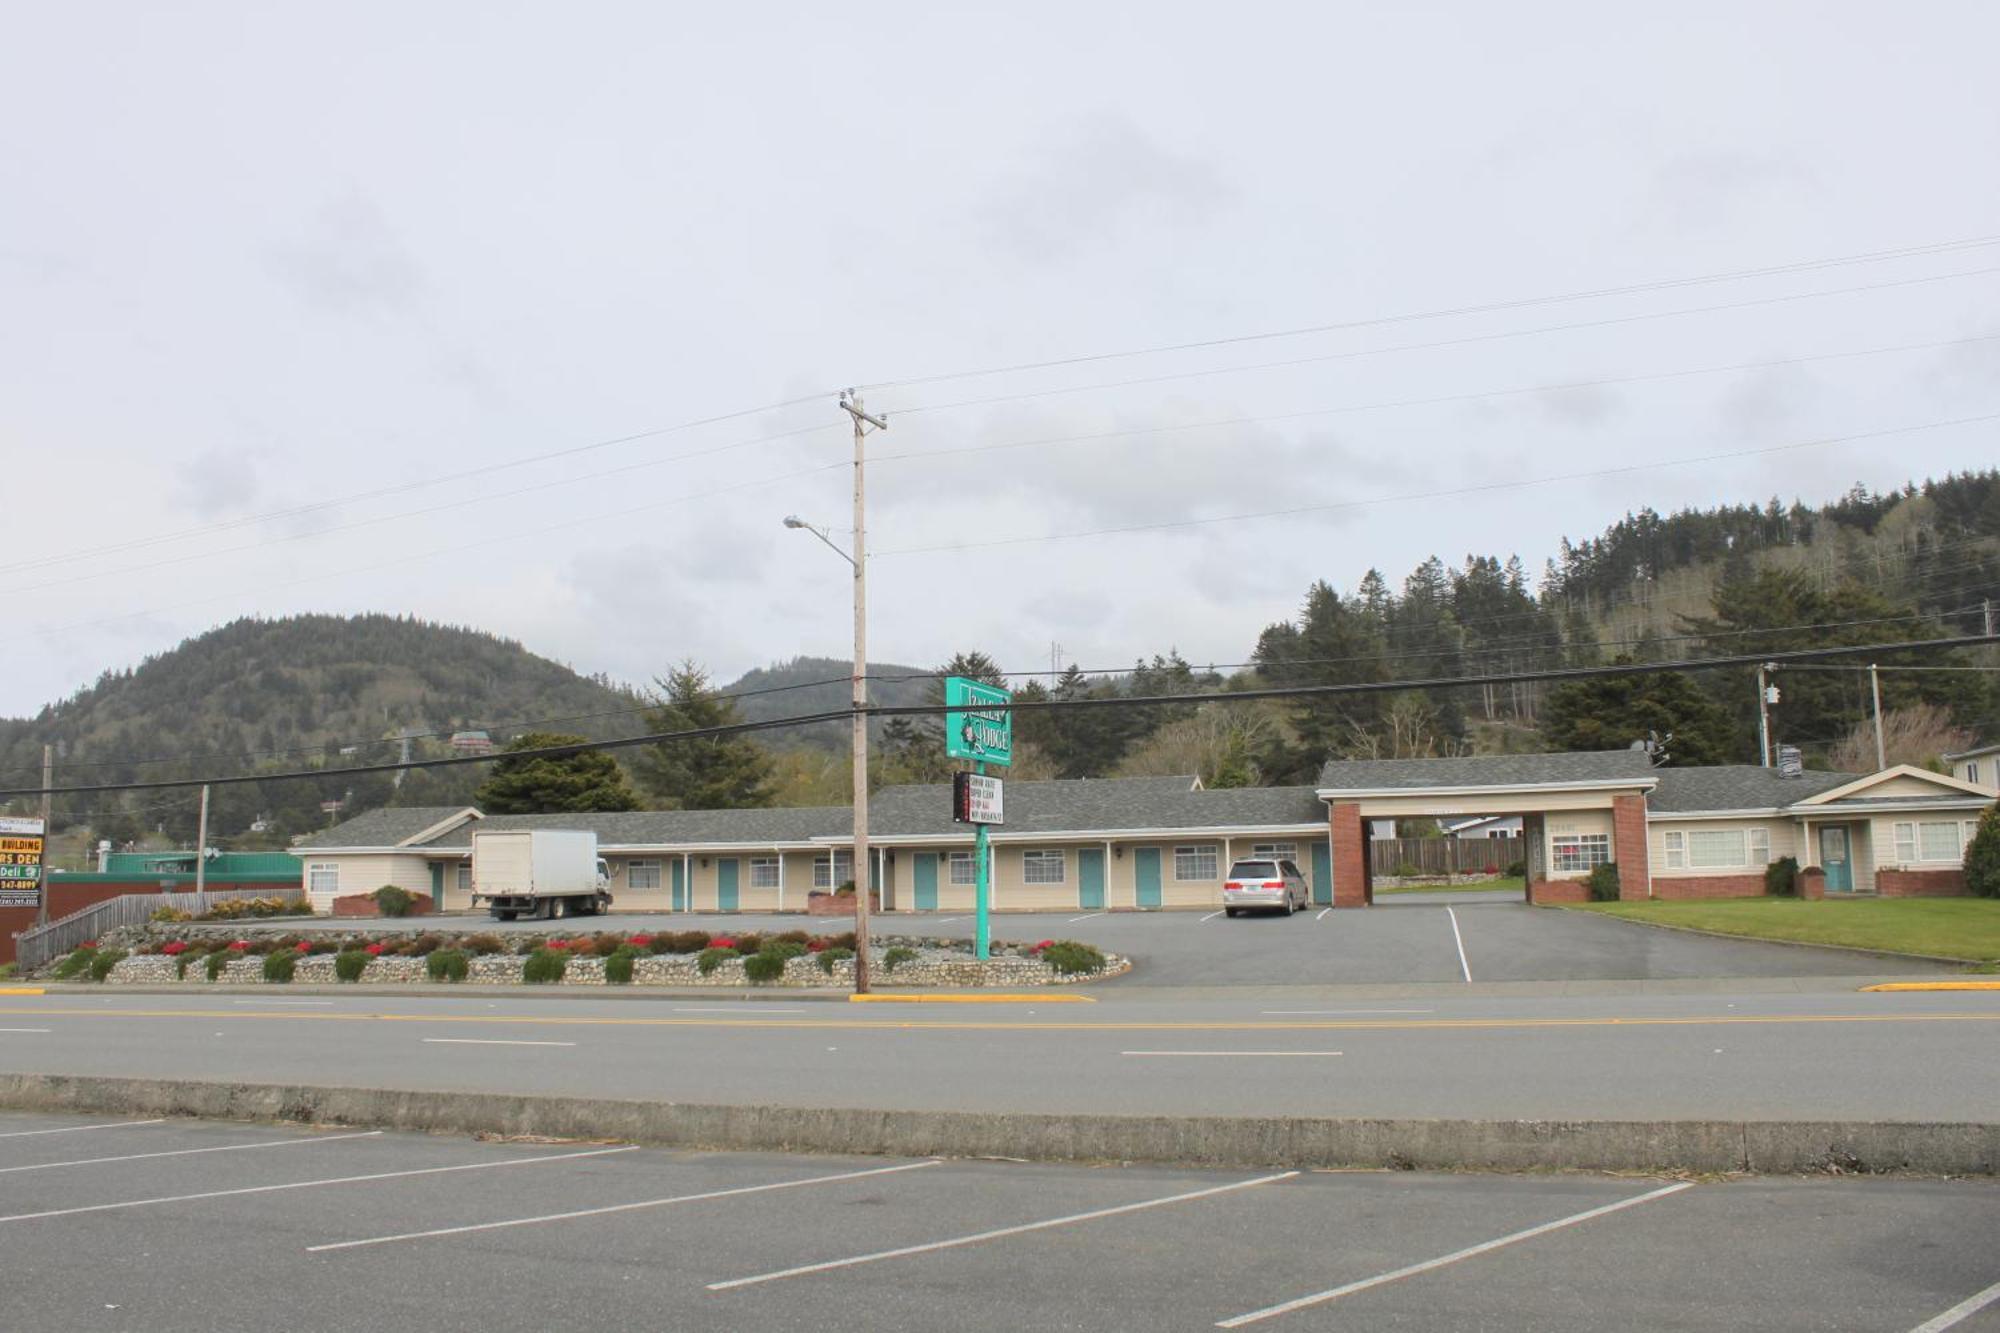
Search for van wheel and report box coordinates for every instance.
[1224,907,1239,918]
[494,910,518,922]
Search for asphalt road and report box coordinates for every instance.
[0,1112,1993,1333]
[281,900,1962,986]
[3,985,1996,1120]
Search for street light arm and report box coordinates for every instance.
[782,515,856,568]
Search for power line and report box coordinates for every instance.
[859,234,2000,394]
[874,411,2000,556]
[7,633,1993,799]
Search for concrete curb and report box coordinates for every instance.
[0,1074,1991,1176]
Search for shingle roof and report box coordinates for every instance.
[409,806,853,850]
[1317,751,1657,791]
[871,776,1324,837]
[1646,765,1854,812]
[294,807,472,849]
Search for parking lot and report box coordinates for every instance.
[0,1111,1993,1331]
[299,899,1959,987]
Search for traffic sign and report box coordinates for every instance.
[953,772,1004,825]
[944,677,1012,767]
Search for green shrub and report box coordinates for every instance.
[89,948,130,983]
[825,931,857,952]
[305,938,341,955]
[603,947,640,985]
[1039,941,1106,976]
[1765,855,1800,898]
[773,930,811,946]
[176,950,201,979]
[881,946,918,973]
[696,946,736,976]
[51,946,98,981]
[1504,859,1527,879]
[261,951,296,983]
[1965,802,2000,899]
[371,885,416,918]
[205,950,232,981]
[334,950,371,983]
[1586,862,1621,903]
[660,930,712,954]
[426,949,469,983]
[521,948,568,984]
[1393,861,1423,879]
[461,933,507,956]
[817,946,854,975]
[762,939,808,963]
[742,950,787,985]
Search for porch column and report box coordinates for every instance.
[1611,794,1651,900]
[1330,801,1369,908]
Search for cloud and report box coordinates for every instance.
[979,113,1231,264]
[268,194,424,315]
[173,448,262,519]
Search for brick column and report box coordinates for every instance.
[1611,793,1650,900]
[1330,801,1369,908]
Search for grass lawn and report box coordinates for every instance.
[1573,897,2000,963]
[1378,876,1525,895]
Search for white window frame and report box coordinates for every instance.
[1894,821,1915,862]
[1967,760,1980,785]
[627,859,662,891]
[455,863,472,893]
[1021,850,1066,885]
[308,863,339,895]
[1662,831,1685,870]
[1250,842,1297,862]
[1895,821,1965,864]
[749,857,780,889]
[1918,821,1963,863]
[1687,829,1747,869]
[1749,828,1770,864]
[1551,833,1610,874]
[814,851,855,889]
[1174,844,1220,881]
[948,852,977,885]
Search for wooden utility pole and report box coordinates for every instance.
[1869,665,1886,771]
[194,784,211,896]
[839,390,887,995]
[35,744,52,928]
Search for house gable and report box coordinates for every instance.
[1790,765,1993,807]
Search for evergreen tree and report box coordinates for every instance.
[632,663,775,809]
[1964,801,2000,899]
[474,732,641,814]
[1541,660,1742,765]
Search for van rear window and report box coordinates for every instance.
[1228,861,1278,880]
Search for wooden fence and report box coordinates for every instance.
[1369,836,1524,879]
[12,886,307,972]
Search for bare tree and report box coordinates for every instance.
[1826,703,1974,774]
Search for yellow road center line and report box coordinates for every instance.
[0,1006,1997,1034]
[1861,981,2000,992]
[0,988,45,996]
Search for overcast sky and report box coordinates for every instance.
[5,2,1998,718]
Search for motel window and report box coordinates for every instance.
[1687,830,1746,869]
[1551,834,1610,874]
[1662,832,1685,869]
[1895,821,1964,864]
[308,863,339,895]
[814,851,855,889]
[628,860,662,891]
[750,857,781,889]
[1251,842,1297,862]
[948,852,977,885]
[1022,850,1066,885]
[456,864,472,893]
[1967,761,1981,785]
[1749,829,1771,864]
[1174,844,1219,881]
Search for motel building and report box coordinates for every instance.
[295,754,1998,916]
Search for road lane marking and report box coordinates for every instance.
[1123,1051,1342,1058]
[0,1130,382,1175]
[709,1171,1297,1291]
[0,1028,51,1034]
[1262,1010,1432,1016]
[4,1005,1997,1035]
[233,999,335,1007]
[1068,912,1105,922]
[1909,1277,2000,1332]
[851,993,1093,1005]
[674,1006,810,1013]
[1863,982,2000,992]
[1200,911,1224,922]
[0,1119,166,1139]
[1446,907,1472,983]
[932,917,965,924]
[422,1038,577,1047]
[309,1159,938,1252]
[0,988,44,996]
[1315,908,1331,921]
[0,1144,637,1224]
[1215,1181,1693,1327]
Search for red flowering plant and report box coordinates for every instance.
[81,940,98,949]
[364,942,387,956]
[568,938,598,953]
[227,940,249,952]
[160,940,189,956]
[710,936,739,951]
[545,939,568,951]
[1028,939,1055,954]
[806,937,828,953]
[627,934,653,948]
[295,940,312,952]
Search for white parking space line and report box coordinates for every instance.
[1068,912,1105,923]
[1214,1181,1694,1327]
[1123,1051,1342,1058]
[710,1170,1296,1291]
[1200,911,1224,922]
[309,1159,939,1252]
[0,1144,636,1224]
[1910,1278,2000,1332]
[1315,908,1331,921]
[933,917,965,924]
[0,1129,382,1175]
[0,1119,166,1140]
[1446,907,1472,983]
[422,1038,577,1047]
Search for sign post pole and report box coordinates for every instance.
[974,761,991,960]
[946,677,1011,964]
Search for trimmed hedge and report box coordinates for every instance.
[742,950,787,984]
[261,951,296,983]
[1586,862,1621,903]
[371,885,416,918]
[521,948,568,984]
[1765,855,1800,897]
[696,947,735,976]
[1040,941,1105,976]
[334,950,371,983]
[604,947,640,985]
[425,949,469,983]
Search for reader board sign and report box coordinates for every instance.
[952,772,1004,826]
[0,816,46,909]
[944,677,1012,767]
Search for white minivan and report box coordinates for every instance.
[1222,858,1312,917]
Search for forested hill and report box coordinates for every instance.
[724,656,935,750]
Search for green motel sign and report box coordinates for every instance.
[944,677,1012,767]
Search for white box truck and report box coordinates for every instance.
[470,829,612,920]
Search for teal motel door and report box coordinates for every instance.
[1134,847,1163,908]
[1819,826,1853,892]
[717,858,740,912]
[1078,848,1106,910]
[671,859,689,911]
[1311,842,1333,906]
[914,853,939,911]
[429,862,445,908]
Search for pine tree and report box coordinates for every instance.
[632,663,775,809]
[1541,660,1742,765]
[473,732,641,814]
